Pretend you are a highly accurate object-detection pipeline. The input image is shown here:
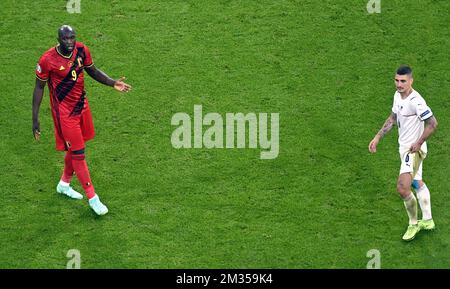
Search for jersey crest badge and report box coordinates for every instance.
[59,65,65,70]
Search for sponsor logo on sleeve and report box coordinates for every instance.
[36,63,42,73]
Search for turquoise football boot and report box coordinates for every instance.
[89,195,108,215]
[57,183,83,199]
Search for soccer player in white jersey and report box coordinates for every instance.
[369,65,438,241]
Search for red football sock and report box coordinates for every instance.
[61,151,74,183]
[72,153,96,199]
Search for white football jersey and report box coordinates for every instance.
[391,89,433,153]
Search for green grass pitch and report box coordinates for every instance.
[1,0,450,268]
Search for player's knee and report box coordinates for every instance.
[71,148,85,160]
[397,181,409,194]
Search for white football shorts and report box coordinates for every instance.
[399,150,426,180]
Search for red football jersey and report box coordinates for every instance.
[36,42,93,116]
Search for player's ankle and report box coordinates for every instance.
[58,180,70,187]
[87,192,97,200]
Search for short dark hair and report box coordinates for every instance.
[58,25,75,38]
[397,65,412,76]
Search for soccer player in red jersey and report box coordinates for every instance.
[32,25,131,215]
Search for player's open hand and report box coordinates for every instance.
[114,77,132,93]
[33,128,41,141]
[409,142,421,153]
[33,123,41,141]
[368,136,379,153]
[34,130,41,141]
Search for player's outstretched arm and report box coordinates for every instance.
[368,112,396,153]
[85,65,131,92]
[32,78,46,141]
[410,116,438,153]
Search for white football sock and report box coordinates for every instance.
[416,183,432,220]
[403,193,418,225]
[59,180,70,187]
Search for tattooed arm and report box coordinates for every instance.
[377,112,397,138]
[368,112,396,153]
[410,116,438,153]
